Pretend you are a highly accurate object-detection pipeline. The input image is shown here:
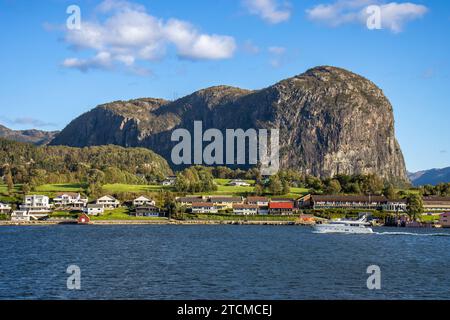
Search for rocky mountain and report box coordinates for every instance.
[408,167,450,186]
[0,124,58,145]
[50,66,409,184]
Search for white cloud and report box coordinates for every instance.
[62,52,114,72]
[306,1,428,33]
[243,0,292,24]
[242,40,260,54]
[268,46,286,55]
[268,46,286,68]
[61,0,236,73]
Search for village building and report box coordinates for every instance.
[78,213,91,224]
[10,210,31,222]
[96,195,120,209]
[0,202,11,213]
[424,197,450,213]
[191,202,219,214]
[271,198,295,203]
[246,196,269,214]
[227,179,251,187]
[233,204,259,215]
[11,210,49,222]
[176,196,205,207]
[162,176,176,186]
[296,194,312,208]
[439,212,450,228]
[309,195,388,210]
[20,195,51,213]
[209,196,243,209]
[134,205,161,217]
[53,192,88,209]
[84,204,104,215]
[133,196,156,207]
[246,196,269,206]
[382,199,407,212]
[269,202,294,215]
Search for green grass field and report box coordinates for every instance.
[420,214,441,222]
[35,184,86,193]
[90,207,166,221]
[0,184,22,193]
[102,184,172,193]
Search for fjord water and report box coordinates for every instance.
[0,225,449,300]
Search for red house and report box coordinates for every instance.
[78,213,91,224]
[269,202,294,215]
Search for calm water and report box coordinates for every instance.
[0,225,449,300]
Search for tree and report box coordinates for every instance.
[281,179,291,195]
[268,175,282,195]
[406,194,424,221]
[22,183,30,195]
[325,179,341,194]
[163,192,177,219]
[254,183,265,196]
[346,182,361,194]
[87,183,103,198]
[360,174,383,195]
[383,184,397,200]
[5,171,14,194]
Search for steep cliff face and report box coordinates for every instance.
[50,66,408,183]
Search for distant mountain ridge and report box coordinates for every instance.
[408,167,450,186]
[0,124,58,145]
[50,66,409,184]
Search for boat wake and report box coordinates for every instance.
[375,231,450,237]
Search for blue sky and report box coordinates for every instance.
[0,0,448,172]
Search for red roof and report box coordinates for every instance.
[269,202,294,209]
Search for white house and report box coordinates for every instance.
[233,204,258,215]
[0,202,11,213]
[382,200,407,212]
[11,210,31,222]
[53,192,88,209]
[191,203,219,214]
[133,196,155,207]
[135,205,160,217]
[20,195,51,213]
[10,210,49,222]
[96,195,120,209]
[84,204,104,215]
[227,179,251,187]
[162,176,176,186]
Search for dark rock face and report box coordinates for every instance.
[50,66,408,183]
[0,124,58,145]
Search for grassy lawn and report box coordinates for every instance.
[35,183,86,193]
[90,207,166,220]
[102,184,171,193]
[0,184,22,193]
[420,214,441,222]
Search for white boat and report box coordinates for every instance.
[313,215,374,234]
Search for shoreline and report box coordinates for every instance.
[0,219,312,226]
